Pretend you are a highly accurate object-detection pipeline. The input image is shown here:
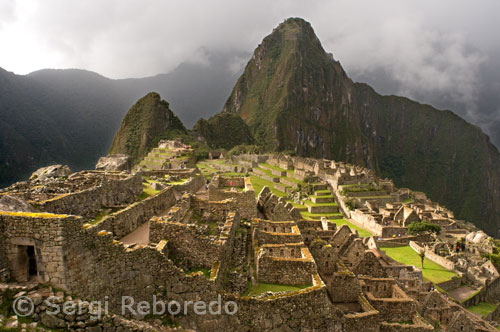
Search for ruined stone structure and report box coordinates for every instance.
[1,152,499,332]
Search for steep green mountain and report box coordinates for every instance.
[109,93,186,164]
[193,113,254,150]
[223,18,500,235]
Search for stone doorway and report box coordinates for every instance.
[27,246,37,279]
[13,244,39,283]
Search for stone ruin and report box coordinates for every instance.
[0,153,499,332]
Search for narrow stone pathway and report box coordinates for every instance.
[120,221,150,245]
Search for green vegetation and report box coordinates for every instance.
[467,302,497,317]
[331,219,373,238]
[139,182,161,200]
[220,16,500,236]
[260,163,286,172]
[408,221,441,235]
[193,113,254,150]
[244,282,310,296]
[197,161,218,178]
[249,175,287,197]
[109,92,187,164]
[304,200,337,207]
[381,246,457,284]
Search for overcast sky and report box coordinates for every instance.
[1,0,500,147]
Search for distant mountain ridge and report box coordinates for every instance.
[222,18,500,235]
[0,53,244,186]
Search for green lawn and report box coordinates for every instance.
[139,183,161,200]
[250,175,287,197]
[260,163,286,172]
[467,302,497,317]
[331,219,373,238]
[220,172,247,177]
[381,246,458,284]
[304,200,337,207]
[196,162,218,178]
[245,282,310,296]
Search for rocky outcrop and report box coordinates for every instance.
[223,17,500,236]
[0,195,36,212]
[29,165,71,182]
[95,154,132,172]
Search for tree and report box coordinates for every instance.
[408,221,441,235]
[419,250,426,269]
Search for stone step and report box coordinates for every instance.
[305,203,339,214]
[306,213,343,220]
[312,183,327,191]
[252,168,280,183]
[311,196,334,204]
[280,178,300,189]
[275,183,292,193]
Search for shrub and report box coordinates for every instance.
[408,221,441,235]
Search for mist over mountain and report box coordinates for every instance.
[0,51,245,186]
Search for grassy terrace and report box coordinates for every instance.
[304,200,337,207]
[244,282,310,296]
[332,219,372,237]
[196,161,218,178]
[467,302,497,317]
[139,182,161,200]
[381,246,458,284]
[260,163,286,172]
[250,175,287,197]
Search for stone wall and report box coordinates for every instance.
[93,176,204,238]
[0,212,83,289]
[32,172,142,218]
[410,241,456,271]
[208,177,256,220]
[3,288,163,332]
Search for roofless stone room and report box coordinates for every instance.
[1,2,500,331]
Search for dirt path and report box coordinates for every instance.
[120,221,150,246]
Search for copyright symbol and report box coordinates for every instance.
[13,296,34,317]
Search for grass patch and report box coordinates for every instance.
[467,302,497,317]
[315,189,332,195]
[220,172,247,177]
[245,282,310,296]
[260,163,286,172]
[330,219,373,238]
[139,183,161,200]
[196,162,218,178]
[304,200,337,207]
[381,246,458,284]
[250,175,287,198]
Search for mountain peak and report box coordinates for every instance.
[221,18,500,235]
[108,92,186,164]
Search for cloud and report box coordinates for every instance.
[0,0,499,146]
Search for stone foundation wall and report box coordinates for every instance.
[32,173,142,217]
[379,322,434,332]
[96,187,177,238]
[150,221,221,269]
[93,176,204,238]
[0,212,82,289]
[208,189,256,220]
[410,241,455,271]
[256,256,315,285]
